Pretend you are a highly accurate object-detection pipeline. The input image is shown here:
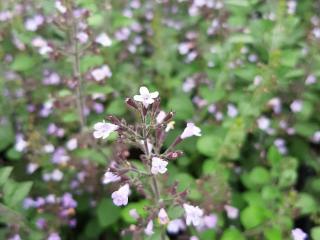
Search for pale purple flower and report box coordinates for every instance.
[26,162,39,174]
[208,104,216,114]
[15,134,28,152]
[91,65,112,81]
[167,219,186,234]
[144,220,154,236]
[111,184,130,206]
[43,72,60,85]
[133,86,159,108]
[312,131,320,143]
[257,116,270,130]
[102,171,121,185]
[55,1,67,13]
[46,194,56,204]
[76,32,89,44]
[203,214,218,229]
[36,218,47,230]
[151,157,168,175]
[52,147,70,165]
[66,138,78,151]
[43,144,55,153]
[25,15,44,31]
[291,228,307,240]
[51,169,64,182]
[47,232,61,240]
[182,77,196,92]
[156,111,166,124]
[305,74,316,85]
[61,193,77,208]
[190,237,199,240]
[254,75,263,86]
[93,120,119,139]
[129,208,139,220]
[178,42,192,55]
[224,205,239,219]
[183,204,204,226]
[268,97,282,114]
[227,104,238,118]
[290,100,303,113]
[158,208,169,225]
[8,234,21,240]
[95,33,112,47]
[23,198,35,209]
[181,123,201,139]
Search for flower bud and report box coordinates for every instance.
[163,111,175,123]
[106,115,121,125]
[125,98,139,110]
[167,151,183,160]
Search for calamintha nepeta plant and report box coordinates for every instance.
[93,86,209,239]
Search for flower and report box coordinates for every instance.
[55,1,67,13]
[93,121,118,139]
[151,157,168,175]
[158,208,169,225]
[91,65,112,81]
[95,33,112,47]
[111,184,130,206]
[133,86,159,108]
[257,116,270,130]
[15,134,28,152]
[102,171,121,185]
[291,228,307,240]
[183,204,204,226]
[227,104,238,118]
[167,219,186,234]
[181,123,201,139]
[224,205,239,219]
[144,220,154,236]
[290,100,303,113]
[203,214,218,229]
[47,233,61,240]
[129,208,139,220]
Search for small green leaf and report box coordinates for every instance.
[96,199,121,227]
[0,167,13,186]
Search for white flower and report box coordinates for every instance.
[93,120,118,139]
[91,65,112,81]
[111,184,130,206]
[133,86,159,108]
[291,228,307,240]
[129,208,139,220]
[158,208,169,225]
[15,134,28,152]
[151,157,168,175]
[95,33,112,47]
[312,131,320,143]
[183,204,204,226]
[224,205,239,219]
[55,1,67,13]
[144,220,154,236]
[102,171,121,185]
[165,121,175,132]
[167,219,186,234]
[181,123,201,139]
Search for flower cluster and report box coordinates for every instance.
[93,86,209,237]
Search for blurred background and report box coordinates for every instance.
[0,0,320,239]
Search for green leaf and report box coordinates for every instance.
[107,99,126,115]
[240,205,268,229]
[249,167,271,186]
[264,228,282,240]
[96,199,121,227]
[221,227,245,240]
[121,200,149,223]
[311,227,320,240]
[0,122,14,151]
[4,180,33,208]
[0,167,13,186]
[11,54,37,71]
[74,149,107,165]
[197,134,222,157]
[296,193,317,215]
[167,95,194,120]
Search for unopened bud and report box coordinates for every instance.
[106,115,121,125]
[125,98,139,110]
[167,151,183,159]
[163,111,175,123]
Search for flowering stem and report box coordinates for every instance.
[69,2,86,132]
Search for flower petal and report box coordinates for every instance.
[139,86,149,95]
